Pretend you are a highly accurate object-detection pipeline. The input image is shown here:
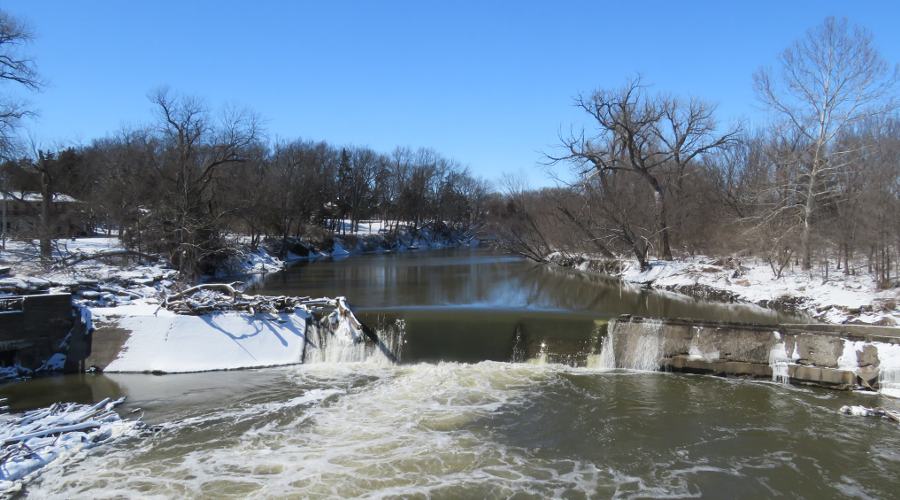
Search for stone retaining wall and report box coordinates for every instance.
[609,315,900,391]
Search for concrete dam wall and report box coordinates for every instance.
[601,316,900,394]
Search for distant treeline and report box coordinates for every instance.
[1,89,492,276]
[492,18,900,286]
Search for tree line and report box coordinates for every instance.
[1,88,491,276]
[0,8,491,278]
[493,17,900,287]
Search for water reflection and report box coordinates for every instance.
[258,248,800,324]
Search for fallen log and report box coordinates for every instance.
[59,249,160,267]
[164,282,244,303]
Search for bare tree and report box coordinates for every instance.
[148,88,261,277]
[553,76,737,260]
[0,11,40,159]
[754,16,898,269]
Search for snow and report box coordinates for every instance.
[38,353,66,371]
[840,405,872,417]
[0,397,142,494]
[617,256,899,325]
[330,241,351,257]
[104,309,311,373]
[0,191,78,203]
[217,246,285,277]
[0,237,176,299]
[331,219,390,236]
[838,340,868,372]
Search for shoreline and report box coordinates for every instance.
[544,252,900,327]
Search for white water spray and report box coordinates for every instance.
[874,342,900,399]
[304,314,404,365]
[590,319,664,371]
[587,332,616,370]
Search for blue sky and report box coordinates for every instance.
[4,1,899,187]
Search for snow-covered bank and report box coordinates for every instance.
[215,225,478,278]
[548,252,900,325]
[0,236,396,377]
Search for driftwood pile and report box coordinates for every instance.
[162,282,350,318]
[0,397,142,486]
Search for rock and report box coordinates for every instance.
[858,345,880,367]
[794,334,842,368]
[856,365,879,389]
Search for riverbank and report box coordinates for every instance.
[0,226,472,378]
[546,252,900,326]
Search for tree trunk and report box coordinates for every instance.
[39,156,53,262]
[641,172,673,261]
[555,206,615,259]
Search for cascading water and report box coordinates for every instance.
[303,313,405,365]
[874,342,900,399]
[529,341,549,365]
[589,318,664,371]
[587,332,616,370]
[511,325,527,363]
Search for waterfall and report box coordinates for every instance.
[688,330,703,360]
[528,341,549,365]
[768,332,791,384]
[511,325,527,363]
[874,342,900,399]
[587,331,616,370]
[589,318,663,371]
[304,314,404,365]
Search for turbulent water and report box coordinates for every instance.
[5,249,900,497]
[15,363,900,498]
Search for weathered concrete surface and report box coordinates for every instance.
[609,315,900,391]
[85,322,131,371]
[0,294,91,373]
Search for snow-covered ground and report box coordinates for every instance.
[330,219,391,236]
[615,256,899,325]
[102,309,311,373]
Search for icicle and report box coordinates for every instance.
[768,331,791,385]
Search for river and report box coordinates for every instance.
[4,248,900,498]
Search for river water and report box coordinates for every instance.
[5,249,900,498]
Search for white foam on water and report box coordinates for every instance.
[587,333,616,370]
[25,362,619,498]
[528,341,549,365]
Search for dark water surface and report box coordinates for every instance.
[5,248,899,498]
[257,248,800,323]
[12,365,900,498]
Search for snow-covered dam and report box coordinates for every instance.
[2,248,899,497]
